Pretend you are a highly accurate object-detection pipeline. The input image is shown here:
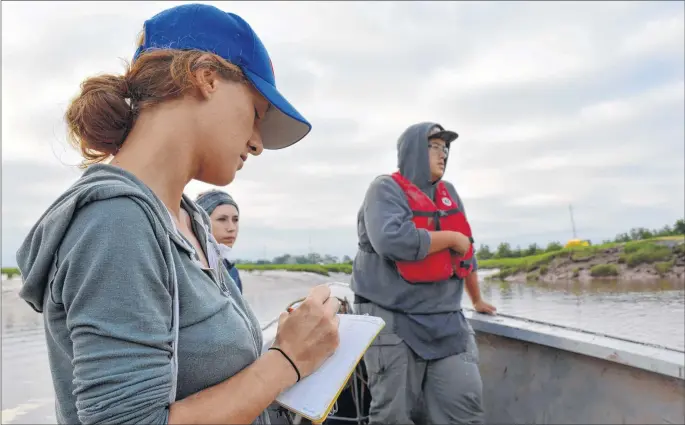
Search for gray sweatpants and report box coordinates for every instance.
[356,302,485,425]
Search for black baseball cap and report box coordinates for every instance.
[428,124,458,144]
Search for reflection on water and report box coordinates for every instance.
[478,276,685,351]
[2,271,684,423]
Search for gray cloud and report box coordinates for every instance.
[2,160,83,266]
[2,1,684,266]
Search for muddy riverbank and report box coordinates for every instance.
[482,239,685,283]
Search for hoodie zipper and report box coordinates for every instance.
[191,212,261,361]
[165,208,265,424]
[165,206,261,365]
[165,206,228,295]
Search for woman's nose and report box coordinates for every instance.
[248,127,264,156]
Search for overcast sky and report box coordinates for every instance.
[2,1,684,266]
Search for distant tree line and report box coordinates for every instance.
[475,219,685,260]
[235,219,685,265]
[235,253,353,266]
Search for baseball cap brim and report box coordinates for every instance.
[429,129,459,144]
[244,69,312,150]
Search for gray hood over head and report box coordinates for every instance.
[397,122,449,191]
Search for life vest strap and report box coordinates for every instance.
[437,208,462,216]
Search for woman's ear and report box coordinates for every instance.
[195,70,219,100]
[194,54,221,100]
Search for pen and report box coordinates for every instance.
[287,301,303,313]
[286,297,332,313]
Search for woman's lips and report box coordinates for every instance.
[237,154,247,170]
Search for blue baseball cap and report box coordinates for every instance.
[133,3,311,150]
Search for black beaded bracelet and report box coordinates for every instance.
[269,347,301,383]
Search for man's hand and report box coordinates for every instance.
[465,268,496,315]
[449,232,472,255]
[473,299,497,315]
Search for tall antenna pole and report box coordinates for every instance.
[569,204,577,239]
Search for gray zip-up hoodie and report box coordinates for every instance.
[16,164,267,424]
[351,122,477,360]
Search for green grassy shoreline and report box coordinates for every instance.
[478,236,684,280]
[1,263,353,279]
[2,267,21,279]
[236,263,352,276]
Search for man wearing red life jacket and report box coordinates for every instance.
[351,122,496,424]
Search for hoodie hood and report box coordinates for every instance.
[397,122,448,191]
[16,164,194,313]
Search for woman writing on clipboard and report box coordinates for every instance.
[15,4,339,424]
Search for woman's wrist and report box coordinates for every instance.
[262,348,299,391]
[268,346,301,382]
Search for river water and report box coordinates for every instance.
[2,271,684,423]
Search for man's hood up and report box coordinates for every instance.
[15,164,191,313]
[396,122,448,190]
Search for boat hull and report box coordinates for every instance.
[477,331,684,424]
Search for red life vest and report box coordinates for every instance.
[390,171,475,283]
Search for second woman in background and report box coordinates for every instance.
[197,189,244,293]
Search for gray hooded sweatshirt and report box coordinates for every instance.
[350,122,478,360]
[15,164,267,424]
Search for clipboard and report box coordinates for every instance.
[274,314,385,423]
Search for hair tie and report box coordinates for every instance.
[269,347,301,382]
